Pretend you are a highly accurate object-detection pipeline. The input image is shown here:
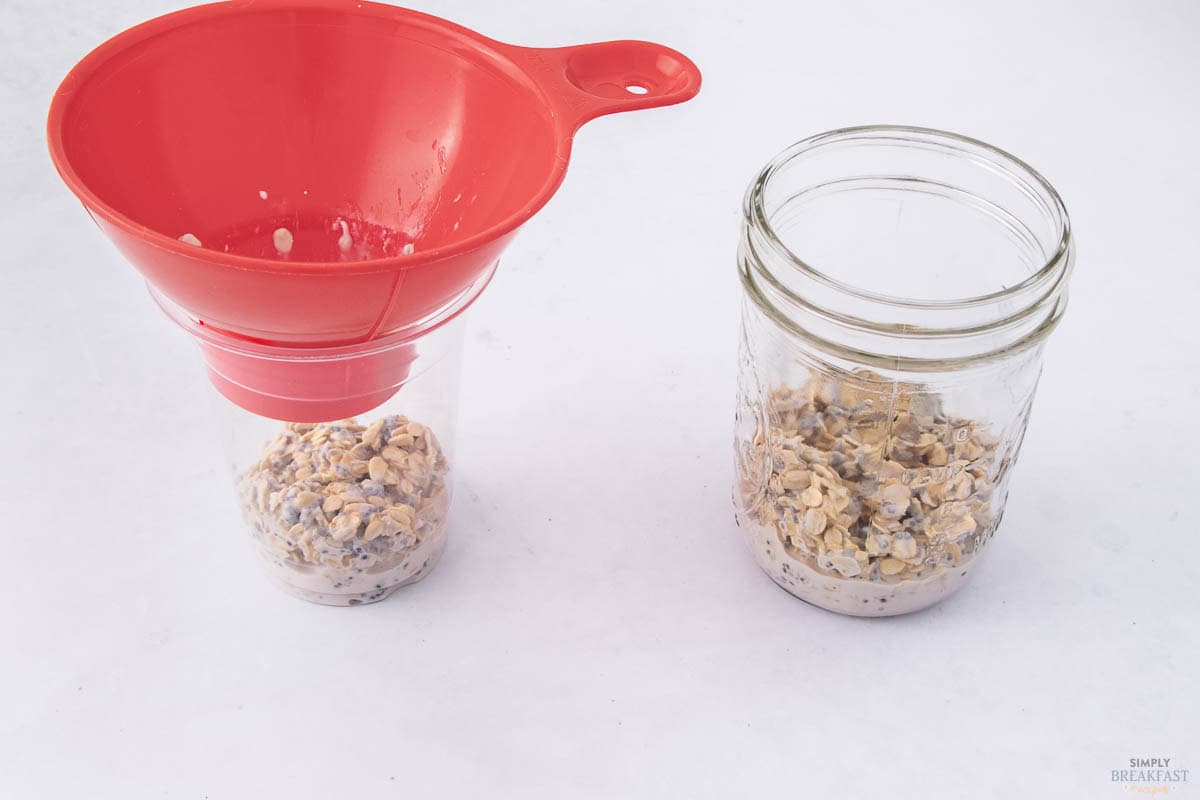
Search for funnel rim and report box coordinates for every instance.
[148,282,476,361]
[46,0,576,276]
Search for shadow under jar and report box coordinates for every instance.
[734,126,1074,617]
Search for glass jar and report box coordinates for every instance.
[734,126,1074,616]
[157,291,464,606]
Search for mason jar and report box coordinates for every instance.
[154,289,464,606]
[734,125,1074,617]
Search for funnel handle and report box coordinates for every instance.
[503,40,701,130]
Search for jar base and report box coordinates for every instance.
[262,559,440,606]
[253,530,448,607]
[740,513,980,617]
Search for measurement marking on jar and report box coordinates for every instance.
[901,463,965,488]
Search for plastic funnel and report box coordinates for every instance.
[151,286,425,421]
[47,0,701,419]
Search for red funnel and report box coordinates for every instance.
[47,0,700,419]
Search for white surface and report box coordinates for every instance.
[2,0,1198,797]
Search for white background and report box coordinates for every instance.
[2,0,1198,797]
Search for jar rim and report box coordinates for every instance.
[736,252,1070,371]
[743,124,1073,311]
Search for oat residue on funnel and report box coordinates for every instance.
[272,227,294,256]
[335,219,353,253]
[402,243,415,255]
[258,190,268,200]
[178,233,202,247]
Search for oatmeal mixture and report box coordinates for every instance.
[736,371,1002,615]
[238,415,449,605]
[271,226,294,255]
